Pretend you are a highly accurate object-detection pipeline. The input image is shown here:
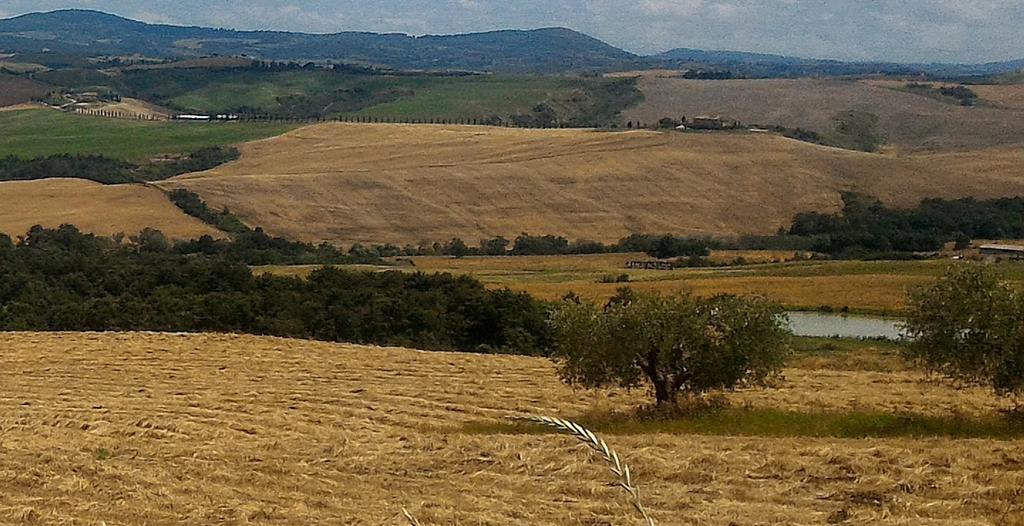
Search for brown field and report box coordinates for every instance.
[0,178,221,239]
[0,102,45,112]
[624,77,1024,152]
[255,255,955,314]
[972,84,1024,111]
[1,331,1020,525]
[163,123,1024,247]
[503,273,926,311]
[404,255,936,313]
[0,74,49,107]
[865,80,1024,111]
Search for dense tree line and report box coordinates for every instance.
[168,189,249,234]
[0,147,239,184]
[0,225,550,354]
[905,82,979,106]
[136,147,240,180]
[362,233,715,259]
[0,154,134,184]
[788,193,1024,256]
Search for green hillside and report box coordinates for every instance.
[0,109,293,160]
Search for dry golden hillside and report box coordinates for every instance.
[1,332,1020,525]
[972,84,1024,111]
[164,123,1024,246]
[862,79,1024,112]
[0,178,221,239]
[624,77,1024,152]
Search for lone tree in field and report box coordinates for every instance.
[905,264,1024,400]
[550,289,790,407]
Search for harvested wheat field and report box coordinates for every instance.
[1,332,1021,525]
[624,77,1024,152]
[863,80,1024,112]
[0,178,221,239]
[972,84,1024,111]
[164,123,1024,246]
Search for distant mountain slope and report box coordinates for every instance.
[2,10,1020,76]
[652,48,1024,78]
[651,48,1024,77]
[0,10,636,73]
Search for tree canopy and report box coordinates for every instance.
[550,289,790,406]
[904,264,1024,399]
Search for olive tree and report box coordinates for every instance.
[550,289,790,407]
[905,264,1024,398]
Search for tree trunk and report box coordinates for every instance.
[653,378,677,407]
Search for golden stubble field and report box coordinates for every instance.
[164,122,1024,247]
[1,332,1020,525]
[258,254,953,314]
[0,178,222,240]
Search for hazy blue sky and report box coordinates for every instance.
[1,0,1022,63]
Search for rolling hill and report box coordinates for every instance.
[623,77,1024,152]
[161,123,1024,246]
[0,10,635,73]
[0,178,221,239]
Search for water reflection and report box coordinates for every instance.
[786,311,906,340]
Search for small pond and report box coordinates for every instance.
[785,311,907,340]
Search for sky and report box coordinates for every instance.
[0,0,1022,63]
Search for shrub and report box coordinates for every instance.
[904,264,1024,399]
[550,289,790,407]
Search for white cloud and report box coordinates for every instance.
[639,0,705,17]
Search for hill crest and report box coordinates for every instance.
[0,10,634,73]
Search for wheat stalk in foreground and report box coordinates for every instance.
[401,508,423,526]
[519,415,656,526]
[401,416,655,526]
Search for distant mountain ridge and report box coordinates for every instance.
[653,48,1024,77]
[0,10,636,73]
[1,9,1021,77]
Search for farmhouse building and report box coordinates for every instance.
[626,260,675,270]
[690,116,725,130]
[174,114,212,121]
[979,244,1024,261]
